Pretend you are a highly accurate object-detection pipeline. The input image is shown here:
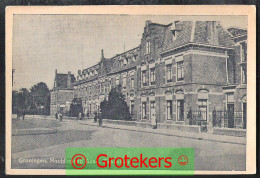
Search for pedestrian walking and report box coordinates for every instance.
[58,112,63,122]
[151,110,157,129]
[77,111,82,121]
[22,110,25,120]
[55,112,58,120]
[98,110,102,127]
[94,112,97,123]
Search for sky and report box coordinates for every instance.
[12,15,247,91]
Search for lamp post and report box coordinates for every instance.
[12,69,15,87]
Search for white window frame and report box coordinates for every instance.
[166,100,173,120]
[166,64,172,83]
[150,67,156,85]
[241,66,247,84]
[142,70,148,86]
[177,61,184,81]
[176,100,184,121]
[146,41,151,54]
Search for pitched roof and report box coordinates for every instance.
[162,21,193,51]
[53,72,75,90]
[109,47,139,74]
[227,27,247,37]
[162,21,235,53]
[55,73,68,89]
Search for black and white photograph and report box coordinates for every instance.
[5,6,256,175]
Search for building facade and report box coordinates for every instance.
[50,70,76,116]
[56,20,247,130]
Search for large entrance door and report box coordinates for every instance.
[243,103,247,129]
[227,104,234,128]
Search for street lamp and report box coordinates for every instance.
[12,69,15,87]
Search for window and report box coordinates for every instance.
[166,100,173,120]
[89,86,92,96]
[241,66,247,84]
[177,61,184,81]
[89,104,92,115]
[150,101,155,120]
[146,41,151,54]
[172,31,176,41]
[166,64,172,83]
[132,56,136,62]
[130,100,134,116]
[198,99,207,120]
[99,83,102,94]
[124,58,128,65]
[226,93,234,104]
[241,42,247,62]
[177,100,184,121]
[101,83,104,93]
[122,77,126,88]
[119,60,123,67]
[131,78,135,89]
[150,68,155,85]
[116,78,119,86]
[142,70,148,86]
[142,102,147,119]
[104,83,107,93]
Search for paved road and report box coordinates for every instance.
[11,117,246,171]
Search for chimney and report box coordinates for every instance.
[145,20,152,32]
[67,71,71,88]
[207,21,219,45]
[101,49,104,60]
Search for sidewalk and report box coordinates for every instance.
[27,116,246,145]
[78,119,246,145]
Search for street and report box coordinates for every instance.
[11,116,246,171]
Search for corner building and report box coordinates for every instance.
[72,20,247,130]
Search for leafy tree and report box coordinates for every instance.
[12,82,50,115]
[16,88,30,111]
[30,82,50,107]
[69,98,83,117]
[100,85,131,120]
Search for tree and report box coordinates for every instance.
[30,82,50,115]
[100,85,131,120]
[69,98,83,117]
[12,90,18,114]
[16,88,30,112]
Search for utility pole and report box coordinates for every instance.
[12,69,15,87]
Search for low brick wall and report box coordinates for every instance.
[213,127,246,137]
[103,119,138,127]
[157,123,201,133]
[102,119,201,133]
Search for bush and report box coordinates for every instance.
[100,85,131,120]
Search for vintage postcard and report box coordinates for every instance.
[5,5,256,175]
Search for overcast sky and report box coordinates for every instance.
[12,15,247,91]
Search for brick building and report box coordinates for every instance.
[56,20,247,130]
[50,69,76,115]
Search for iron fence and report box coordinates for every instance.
[187,108,208,132]
[212,109,245,129]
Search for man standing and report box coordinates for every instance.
[151,110,157,129]
[77,111,82,121]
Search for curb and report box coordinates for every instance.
[81,122,246,145]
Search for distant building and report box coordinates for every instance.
[50,69,76,115]
[54,20,247,130]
